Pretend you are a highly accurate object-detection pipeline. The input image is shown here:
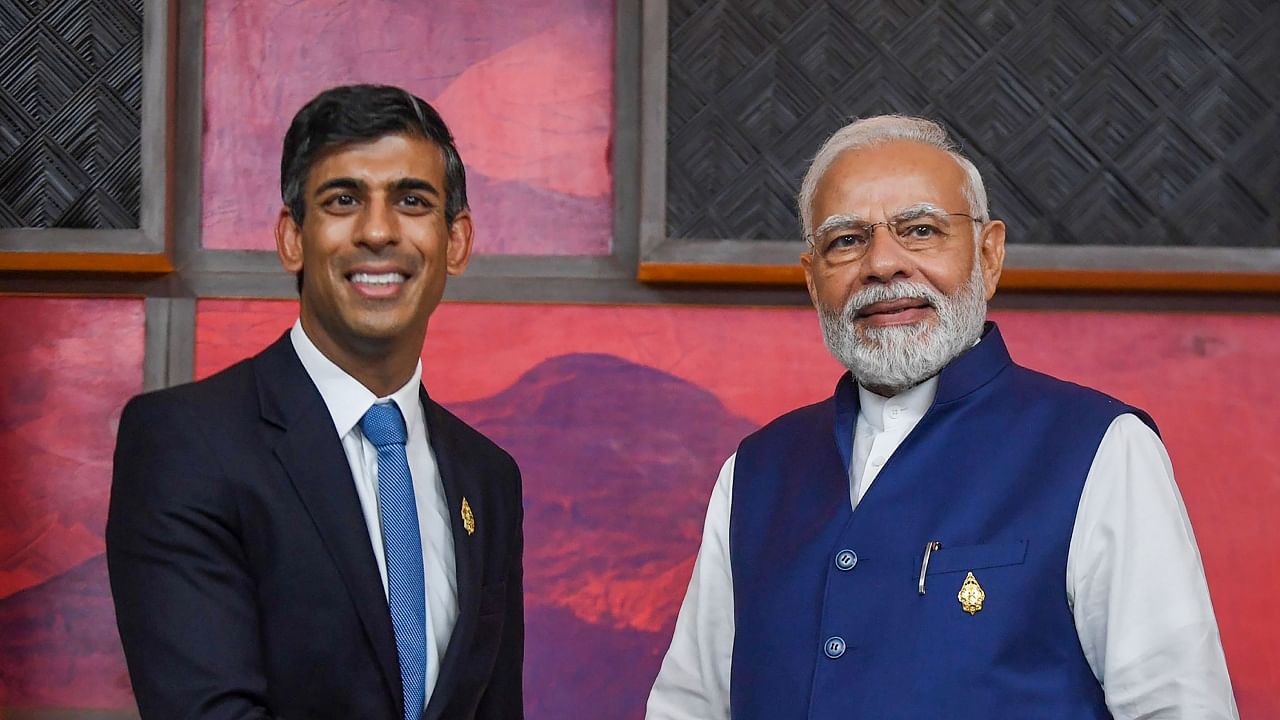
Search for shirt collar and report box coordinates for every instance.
[857,375,938,431]
[290,320,424,440]
[853,327,991,427]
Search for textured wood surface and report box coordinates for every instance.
[0,0,144,231]
[665,0,1280,253]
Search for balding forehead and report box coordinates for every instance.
[823,140,968,181]
[813,142,969,198]
[805,143,976,233]
[798,120,989,236]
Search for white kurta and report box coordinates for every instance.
[647,374,1238,720]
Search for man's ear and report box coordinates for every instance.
[445,211,475,276]
[275,208,304,273]
[978,219,1006,300]
[800,249,820,309]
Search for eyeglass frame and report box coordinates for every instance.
[804,207,987,265]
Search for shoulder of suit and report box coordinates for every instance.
[427,398,520,472]
[1000,363,1158,436]
[124,353,257,419]
[742,394,833,444]
[1007,363,1146,413]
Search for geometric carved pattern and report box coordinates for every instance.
[666,0,1280,249]
[0,0,143,229]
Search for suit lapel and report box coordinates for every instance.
[422,389,484,720]
[253,335,403,715]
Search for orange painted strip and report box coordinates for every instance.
[638,262,1280,294]
[0,252,173,273]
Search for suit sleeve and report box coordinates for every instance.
[106,394,277,719]
[474,462,525,719]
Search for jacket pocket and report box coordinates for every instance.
[926,540,1028,576]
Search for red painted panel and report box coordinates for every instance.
[196,299,1280,718]
[0,297,144,709]
[194,300,843,424]
[201,0,613,255]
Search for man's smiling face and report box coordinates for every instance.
[276,133,472,367]
[800,139,1006,393]
[802,139,999,342]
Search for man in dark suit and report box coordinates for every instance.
[107,84,523,719]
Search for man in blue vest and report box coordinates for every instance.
[646,116,1237,719]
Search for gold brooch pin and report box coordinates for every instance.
[958,572,985,614]
[461,497,476,536]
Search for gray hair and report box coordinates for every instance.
[797,115,989,237]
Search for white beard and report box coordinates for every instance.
[817,256,988,394]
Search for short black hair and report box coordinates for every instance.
[280,84,468,228]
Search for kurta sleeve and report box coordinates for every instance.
[646,454,737,720]
[1068,414,1238,719]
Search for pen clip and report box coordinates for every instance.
[918,541,941,595]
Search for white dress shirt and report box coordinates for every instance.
[291,321,458,707]
[647,374,1238,719]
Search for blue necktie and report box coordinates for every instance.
[360,402,427,720]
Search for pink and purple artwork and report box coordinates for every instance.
[0,297,144,710]
[200,0,614,255]
[3,298,1277,716]
[195,300,1280,719]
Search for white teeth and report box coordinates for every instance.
[350,272,405,285]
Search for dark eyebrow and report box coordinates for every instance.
[391,178,441,197]
[312,177,442,198]
[313,177,365,196]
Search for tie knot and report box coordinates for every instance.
[360,402,407,447]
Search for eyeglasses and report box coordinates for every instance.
[806,211,983,266]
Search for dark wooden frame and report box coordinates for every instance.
[635,0,1280,293]
[0,0,175,273]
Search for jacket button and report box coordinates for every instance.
[824,636,846,659]
[834,549,858,571]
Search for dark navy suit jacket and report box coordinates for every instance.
[107,333,523,719]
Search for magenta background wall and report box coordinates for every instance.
[0,296,1277,716]
[197,300,1280,719]
[0,297,143,708]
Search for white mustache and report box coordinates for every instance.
[847,282,944,319]
[817,259,988,394]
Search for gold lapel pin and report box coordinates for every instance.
[958,572,985,615]
[461,497,476,536]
